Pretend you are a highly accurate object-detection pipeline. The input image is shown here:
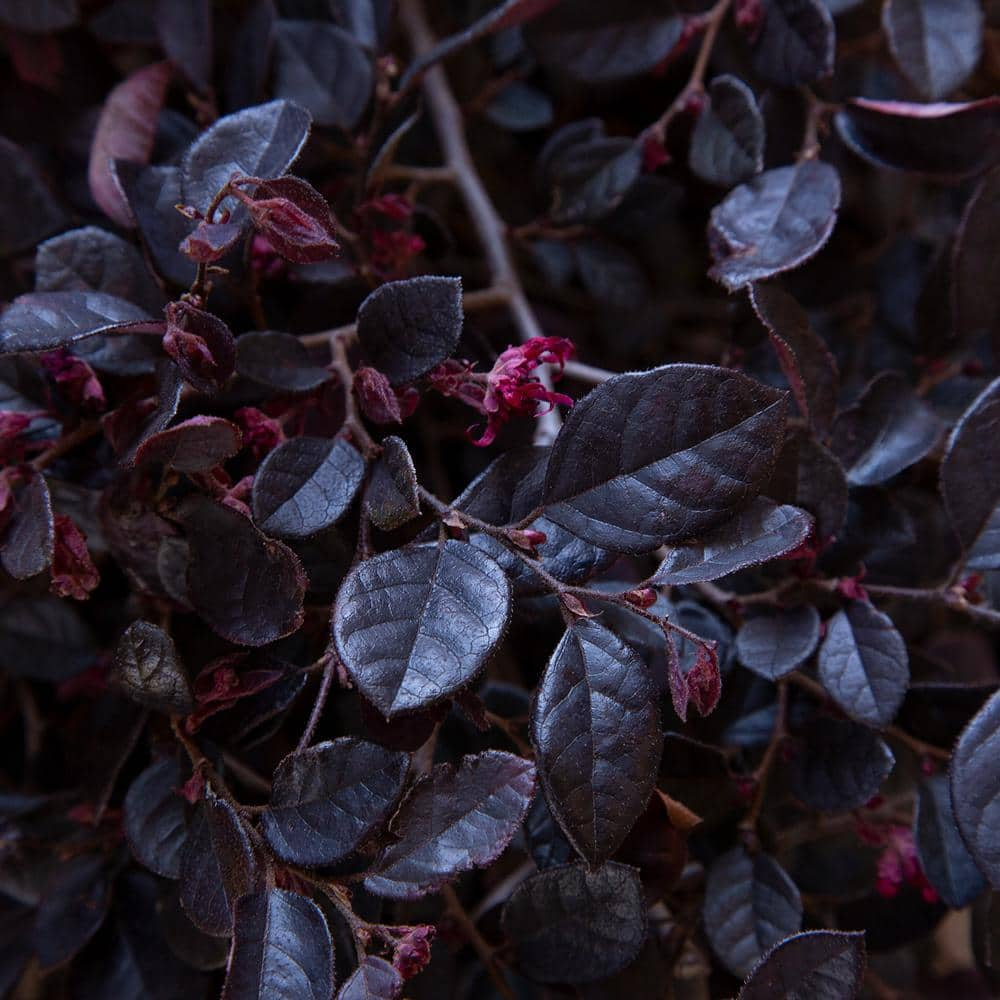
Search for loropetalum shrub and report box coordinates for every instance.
[3,0,1000,997]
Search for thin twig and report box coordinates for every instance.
[297,655,336,751]
[562,359,619,385]
[31,420,101,471]
[442,884,516,1000]
[865,583,1000,630]
[740,682,788,836]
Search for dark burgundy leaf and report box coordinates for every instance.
[114,620,194,714]
[0,0,78,32]
[181,99,312,218]
[0,137,67,257]
[179,220,243,263]
[359,696,449,753]
[364,435,420,531]
[668,631,722,722]
[831,372,942,485]
[251,436,365,539]
[704,847,803,977]
[835,98,1000,179]
[652,498,813,585]
[689,75,765,188]
[364,750,536,898]
[34,854,113,969]
[333,540,511,717]
[338,956,402,1000]
[0,596,94,680]
[501,862,646,984]
[223,888,333,1000]
[523,794,573,870]
[156,0,212,91]
[0,291,154,355]
[708,161,841,290]
[941,377,1000,565]
[789,715,895,811]
[123,756,189,878]
[180,495,307,646]
[817,600,909,729]
[751,0,835,86]
[272,20,372,130]
[738,930,866,999]
[116,359,184,464]
[1,472,54,580]
[736,605,821,680]
[771,428,849,540]
[750,283,838,437]
[180,793,257,936]
[531,619,660,866]
[88,61,172,229]
[236,331,330,392]
[543,365,787,554]
[883,0,982,101]
[953,167,1000,353]
[261,737,409,866]
[160,884,230,971]
[951,688,1000,886]
[162,300,236,394]
[915,773,986,908]
[525,0,684,83]
[134,416,243,473]
[356,276,462,385]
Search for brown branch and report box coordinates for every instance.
[442,884,516,1000]
[739,681,788,837]
[297,653,336,751]
[864,582,1000,630]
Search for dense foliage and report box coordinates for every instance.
[1,0,1000,997]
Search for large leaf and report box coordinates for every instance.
[501,862,646,983]
[333,540,511,717]
[651,498,812,585]
[0,137,67,258]
[751,0,835,87]
[356,276,462,385]
[261,737,409,866]
[708,162,841,290]
[831,371,942,485]
[180,496,307,647]
[251,436,365,539]
[689,75,765,189]
[364,750,536,898]
[736,606,821,680]
[531,619,660,866]
[951,688,1000,886]
[114,620,194,714]
[542,365,787,554]
[703,847,803,978]
[123,757,189,879]
[738,930,866,1000]
[883,0,983,101]
[817,601,909,729]
[953,167,1000,354]
[223,888,333,1000]
[835,98,1000,179]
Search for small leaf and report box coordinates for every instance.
[88,61,172,229]
[950,687,1000,886]
[223,888,333,1000]
[338,956,402,1000]
[652,499,813,585]
[0,137,67,258]
[708,162,841,291]
[836,98,1000,179]
[356,276,463,385]
[123,756,188,878]
[736,606,821,680]
[915,773,987,908]
[236,331,330,393]
[738,930,866,1000]
[179,220,243,263]
[34,854,112,969]
[667,631,722,723]
[831,372,942,485]
[364,436,420,531]
[364,750,536,898]
[883,0,983,101]
[789,715,895,811]
[261,737,409,866]
[114,620,194,714]
[333,540,511,717]
[531,619,660,866]
[133,416,242,473]
[751,0,835,87]
[1,473,54,580]
[180,495,307,647]
[252,436,365,540]
[162,300,236,395]
[704,846,803,977]
[543,365,787,554]
[501,861,646,984]
[817,601,909,729]
[689,75,765,188]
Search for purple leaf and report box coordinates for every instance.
[736,605,821,680]
[543,365,788,554]
[1,472,53,580]
[251,436,365,539]
[236,331,330,392]
[261,737,409,866]
[770,428,848,540]
[114,620,194,714]
[708,161,841,290]
[364,750,536,898]
[751,0,835,87]
[501,861,646,983]
[738,930,866,999]
[179,220,244,263]
[667,630,722,722]
[133,415,243,473]
[338,956,402,1000]
[364,435,420,531]
[689,75,765,189]
[0,137,67,257]
[162,300,236,394]
[88,61,172,229]
[952,167,1000,355]
[817,600,909,729]
[531,619,660,866]
[333,540,511,717]
[123,756,189,878]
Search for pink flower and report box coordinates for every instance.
[41,349,105,412]
[234,406,284,459]
[874,826,938,903]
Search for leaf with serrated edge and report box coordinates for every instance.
[739,930,866,1000]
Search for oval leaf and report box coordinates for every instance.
[338,957,402,1000]
[236,331,330,392]
[115,619,194,714]
[739,930,866,1000]
[736,605,821,680]
[1,473,53,581]
[123,757,188,878]
[689,75,765,188]
[364,436,420,531]
[134,416,243,473]
[751,0,835,87]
